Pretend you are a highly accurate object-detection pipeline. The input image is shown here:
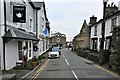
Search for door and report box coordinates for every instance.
[18,41,23,61]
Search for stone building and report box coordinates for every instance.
[73,20,90,49]
[50,32,66,48]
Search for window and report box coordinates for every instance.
[46,40,48,49]
[42,17,44,22]
[111,17,117,31]
[92,39,98,50]
[57,38,60,42]
[18,41,23,60]
[29,17,33,32]
[10,2,13,14]
[29,41,32,58]
[94,26,97,36]
[25,41,28,56]
[43,40,45,51]
[105,37,112,50]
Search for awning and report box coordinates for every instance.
[3,27,39,41]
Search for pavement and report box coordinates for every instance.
[2,58,48,80]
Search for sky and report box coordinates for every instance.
[32,0,119,41]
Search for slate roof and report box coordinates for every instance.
[89,10,120,27]
[3,27,39,41]
[29,1,43,10]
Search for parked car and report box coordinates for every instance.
[48,47,60,58]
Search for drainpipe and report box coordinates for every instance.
[3,39,6,70]
[36,10,38,38]
[3,0,7,70]
[4,0,7,33]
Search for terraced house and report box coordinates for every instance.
[90,2,119,51]
[0,0,50,71]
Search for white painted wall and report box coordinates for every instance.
[118,15,120,26]
[118,1,120,10]
[90,22,102,51]
[34,4,49,57]
[90,16,119,51]
[97,23,102,51]
[28,41,33,60]
[38,5,46,37]
[0,0,5,70]
[5,40,18,70]
[105,19,112,37]
[0,0,2,76]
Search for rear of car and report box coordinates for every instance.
[48,52,59,58]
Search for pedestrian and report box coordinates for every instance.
[23,46,28,67]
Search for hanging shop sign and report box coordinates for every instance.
[13,6,26,23]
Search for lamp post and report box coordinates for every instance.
[100,0,108,51]
[99,0,108,66]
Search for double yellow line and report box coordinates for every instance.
[31,59,50,80]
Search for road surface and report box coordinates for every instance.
[31,48,120,80]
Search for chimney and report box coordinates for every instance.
[105,2,118,17]
[89,15,97,25]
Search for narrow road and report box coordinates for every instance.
[32,48,120,80]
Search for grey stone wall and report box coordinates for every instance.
[109,27,120,71]
[111,27,120,52]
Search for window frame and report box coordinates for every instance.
[29,16,33,32]
[94,25,97,36]
[111,17,117,31]
[18,41,23,60]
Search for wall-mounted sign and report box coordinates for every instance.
[13,6,26,23]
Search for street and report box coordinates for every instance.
[1,1,120,80]
[31,48,120,80]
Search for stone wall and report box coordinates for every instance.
[109,27,120,71]
[111,27,120,52]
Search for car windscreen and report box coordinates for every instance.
[52,47,59,52]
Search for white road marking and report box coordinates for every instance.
[65,58,70,66]
[72,70,79,80]
[63,55,65,58]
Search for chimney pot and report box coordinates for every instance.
[89,15,97,25]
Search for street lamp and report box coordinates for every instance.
[100,0,108,50]
[99,0,108,66]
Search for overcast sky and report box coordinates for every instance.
[33,0,119,41]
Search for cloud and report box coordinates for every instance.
[38,0,119,41]
[46,1,103,41]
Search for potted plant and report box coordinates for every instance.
[38,55,42,64]
[31,56,38,68]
